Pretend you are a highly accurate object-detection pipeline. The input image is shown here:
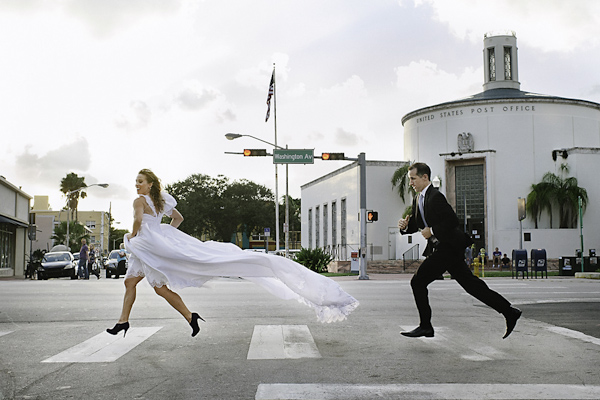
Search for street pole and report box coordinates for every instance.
[358,152,369,280]
[285,148,290,258]
[273,64,280,254]
[579,196,584,272]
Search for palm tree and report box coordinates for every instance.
[527,167,588,229]
[391,163,413,203]
[391,162,416,218]
[526,182,554,228]
[60,173,87,221]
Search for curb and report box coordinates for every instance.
[575,272,600,279]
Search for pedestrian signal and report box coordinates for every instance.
[243,149,267,157]
[321,153,345,160]
[367,211,378,222]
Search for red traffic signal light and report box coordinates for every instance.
[243,149,267,157]
[367,211,378,222]
[321,152,345,160]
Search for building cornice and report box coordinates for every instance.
[402,90,600,125]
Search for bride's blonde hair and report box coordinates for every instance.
[139,169,165,214]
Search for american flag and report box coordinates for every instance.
[265,70,274,122]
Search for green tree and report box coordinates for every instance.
[60,172,87,221]
[109,228,130,251]
[165,174,275,243]
[51,221,89,251]
[278,195,301,239]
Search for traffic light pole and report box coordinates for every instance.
[358,152,369,280]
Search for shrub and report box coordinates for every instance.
[293,247,333,273]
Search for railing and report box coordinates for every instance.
[402,244,420,271]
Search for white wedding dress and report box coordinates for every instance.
[124,192,359,323]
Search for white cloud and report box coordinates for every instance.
[395,60,482,110]
[15,138,91,183]
[115,101,152,131]
[418,0,600,52]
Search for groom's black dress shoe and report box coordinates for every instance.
[503,307,522,339]
[401,326,434,338]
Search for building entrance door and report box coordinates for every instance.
[455,164,486,252]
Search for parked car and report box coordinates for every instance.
[72,252,80,276]
[106,249,128,278]
[38,251,77,280]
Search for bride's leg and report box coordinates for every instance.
[118,275,144,323]
[153,285,192,322]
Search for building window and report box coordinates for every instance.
[323,204,328,248]
[0,223,16,270]
[341,198,347,260]
[331,201,337,250]
[504,46,512,80]
[488,48,496,81]
[86,220,96,230]
[315,206,320,248]
[308,208,313,249]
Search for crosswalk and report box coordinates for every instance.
[255,383,600,400]
[41,327,162,363]
[247,325,322,360]
[4,315,596,399]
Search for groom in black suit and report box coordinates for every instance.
[398,162,521,339]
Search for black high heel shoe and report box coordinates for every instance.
[106,322,130,337]
[189,313,205,337]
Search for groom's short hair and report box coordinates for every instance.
[409,162,431,180]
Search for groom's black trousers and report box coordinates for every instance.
[410,246,512,327]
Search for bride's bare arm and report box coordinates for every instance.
[170,208,184,229]
[127,197,145,239]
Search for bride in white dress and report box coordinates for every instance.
[106,169,359,338]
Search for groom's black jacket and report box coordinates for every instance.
[402,187,472,257]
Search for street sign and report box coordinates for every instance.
[264,227,270,237]
[273,149,314,164]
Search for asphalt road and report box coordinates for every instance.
[0,274,599,399]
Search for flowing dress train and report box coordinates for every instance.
[124,192,359,323]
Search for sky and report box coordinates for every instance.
[2,0,600,228]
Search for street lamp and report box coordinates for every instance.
[225,133,290,258]
[65,183,109,251]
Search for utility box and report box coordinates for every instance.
[350,252,359,274]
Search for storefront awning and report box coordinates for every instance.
[0,215,29,228]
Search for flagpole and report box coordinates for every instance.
[272,64,280,254]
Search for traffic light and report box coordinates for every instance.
[367,211,378,222]
[243,149,267,157]
[321,152,345,160]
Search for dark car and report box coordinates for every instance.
[106,249,128,278]
[39,251,77,280]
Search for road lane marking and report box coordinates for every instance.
[0,331,13,337]
[42,327,162,363]
[547,326,600,346]
[247,325,321,360]
[255,383,600,399]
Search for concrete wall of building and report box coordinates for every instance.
[0,176,32,277]
[301,161,406,261]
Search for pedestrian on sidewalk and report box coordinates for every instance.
[78,238,89,280]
